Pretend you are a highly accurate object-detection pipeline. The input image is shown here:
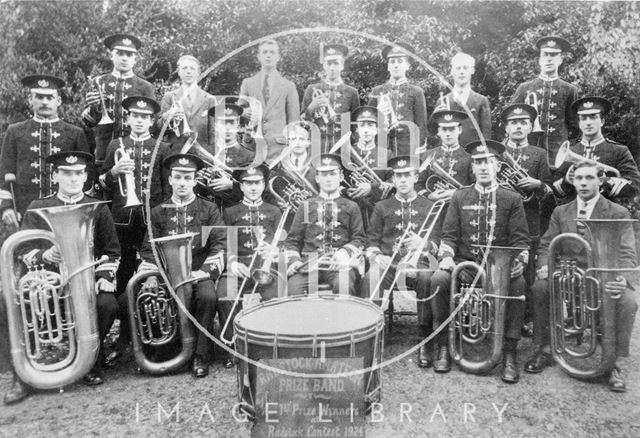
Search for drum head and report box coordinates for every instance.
[237,295,383,337]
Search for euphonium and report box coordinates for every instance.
[90,76,114,126]
[181,133,235,183]
[126,232,198,375]
[554,141,620,177]
[1,202,108,389]
[548,219,639,379]
[449,245,527,374]
[419,150,463,193]
[312,88,338,123]
[525,91,543,134]
[269,174,316,211]
[340,142,392,198]
[496,151,534,202]
[115,139,143,208]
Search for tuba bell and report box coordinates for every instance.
[548,219,639,379]
[1,202,108,389]
[449,245,527,374]
[554,141,620,177]
[126,232,199,375]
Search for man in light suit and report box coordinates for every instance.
[524,161,637,392]
[239,39,300,164]
[158,55,218,154]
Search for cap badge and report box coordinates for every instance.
[322,157,332,165]
[122,38,132,46]
[477,145,487,152]
[178,158,189,165]
[547,40,556,47]
[513,107,523,114]
[137,100,147,108]
[247,167,257,175]
[362,110,372,118]
[327,48,336,55]
[397,159,407,167]
[37,79,49,88]
[224,107,234,116]
[583,101,594,108]
[444,114,453,121]
[66,155,78,164]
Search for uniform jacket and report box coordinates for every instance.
[444,89,492,148]
[0,118,91,215]
[239,71,300,161]
[20,194,120,282]
[139,195,225,279]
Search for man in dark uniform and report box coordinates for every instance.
[137,153,225,377]
[418,109,474,203]
[369,42,427,157]
[0,75,91,227]
[553,97,640,204]
[500,103,554,336]
[362,156,442,367]
[83,34,155,172]
[218,164,283,368]
[430,140,530,382]
[510,36,579,167]
[99,96,171,351]
[524,162,637,392]
[285,154,366,296]
[4,151,120,404]
[301,44,360,153]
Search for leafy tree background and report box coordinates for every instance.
[0,0,638,160]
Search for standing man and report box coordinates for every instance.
[137,153,225,377]
[362,156,441,367]
[510,36,579,167]
[4,151,120,404]
[239,39,300,163]
[285,154,366,296]
[429,140,530,382]
[439,52,492,147]
[0,75,91,226]
[157,55,218,153]
[301,44,360,152]
[524,162,637,392]
[83,34,155,172]
[369,42,427,157]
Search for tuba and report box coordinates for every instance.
[548,219,638,379]
[449,245,527,374]
[125,232,198,375]
[419,149,463,193]
[496,150,534,202]
[114,139,143,208]
[1,202,108,389]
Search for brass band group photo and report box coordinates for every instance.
[0,24,638,434]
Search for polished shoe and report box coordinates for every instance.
[524,349,552,374]
[192,356,209,378]
[223,358,235,369]
[521,322,534,338]
[3,379,30,405]
[501,352,519,383]
[82,371,104,386]
[417,344,433,368]
[608,366,626,393]
[433,346,451,373]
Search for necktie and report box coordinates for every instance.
[185,91,193,110]
[262,74,270,103]
[577,207,588,238]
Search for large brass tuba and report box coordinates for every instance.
[449,245,526,373]
[126,232,198,375]
[1,202,107,389]
[548,219,638,379]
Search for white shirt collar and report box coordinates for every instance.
[242,198,264,207]
[111,70,135,79]
[320,191,340,200]
[538,73,559,81]
[395,193,417,203]
[474,182,499,194]
[577,193,600,219]
[388,77,408,86]
[33,116,60,123]
[452,86,471,103]
[57,192,84,204]
[323,78,343,87]
[288,153,308,170]
[129,133,151,142]
[171,194,196,206]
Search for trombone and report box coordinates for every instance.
[115,138,143,208]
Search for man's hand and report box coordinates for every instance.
[2,209,19,228]
[287,260,303,277]
[142,275,159,291]
[191,270,210,282]
[536,265,548,280]
[85,90,101,107]
[373,254,392,271]
[96,278,116,294]
[42,245,62,265]
[331,250,351,269]
[210,176,233,192]
[229,261,250,279]
[404,231,424,253]
[510,258,524,278]
[604,276,627,300]
[309,91,330,112]
[110,157,135,177]
[428,189,454,202]
[377,98,391,116]
[346,182,372,199]
[516,177,542,192]
[439,256,455,272]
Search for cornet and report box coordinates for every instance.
[378,93,399,130]
[525,91,543,134]
[435,91,451,111]
[90,76,114,126]
[169,95,192,138]
[115,138,142,208]
[312,88,337,123]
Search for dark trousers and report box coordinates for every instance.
[531,279,638,356]
[524,237,540,321]
[430,268,525,346]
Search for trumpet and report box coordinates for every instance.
[168,95,192,138]
[115,139,143,208]
[89,76,114,126]
[419,149,463,193]
[554,141,620,177]
[378,93,399,130]
[525,91,543,134]
[496,150,535,202]
[312,87,338,123]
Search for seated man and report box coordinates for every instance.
[430,140,530,382]
[4,151,120,404]
[362,156,441,367]
[136,153,225,377]
[524,161,637,393]
[285,154,366,296]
